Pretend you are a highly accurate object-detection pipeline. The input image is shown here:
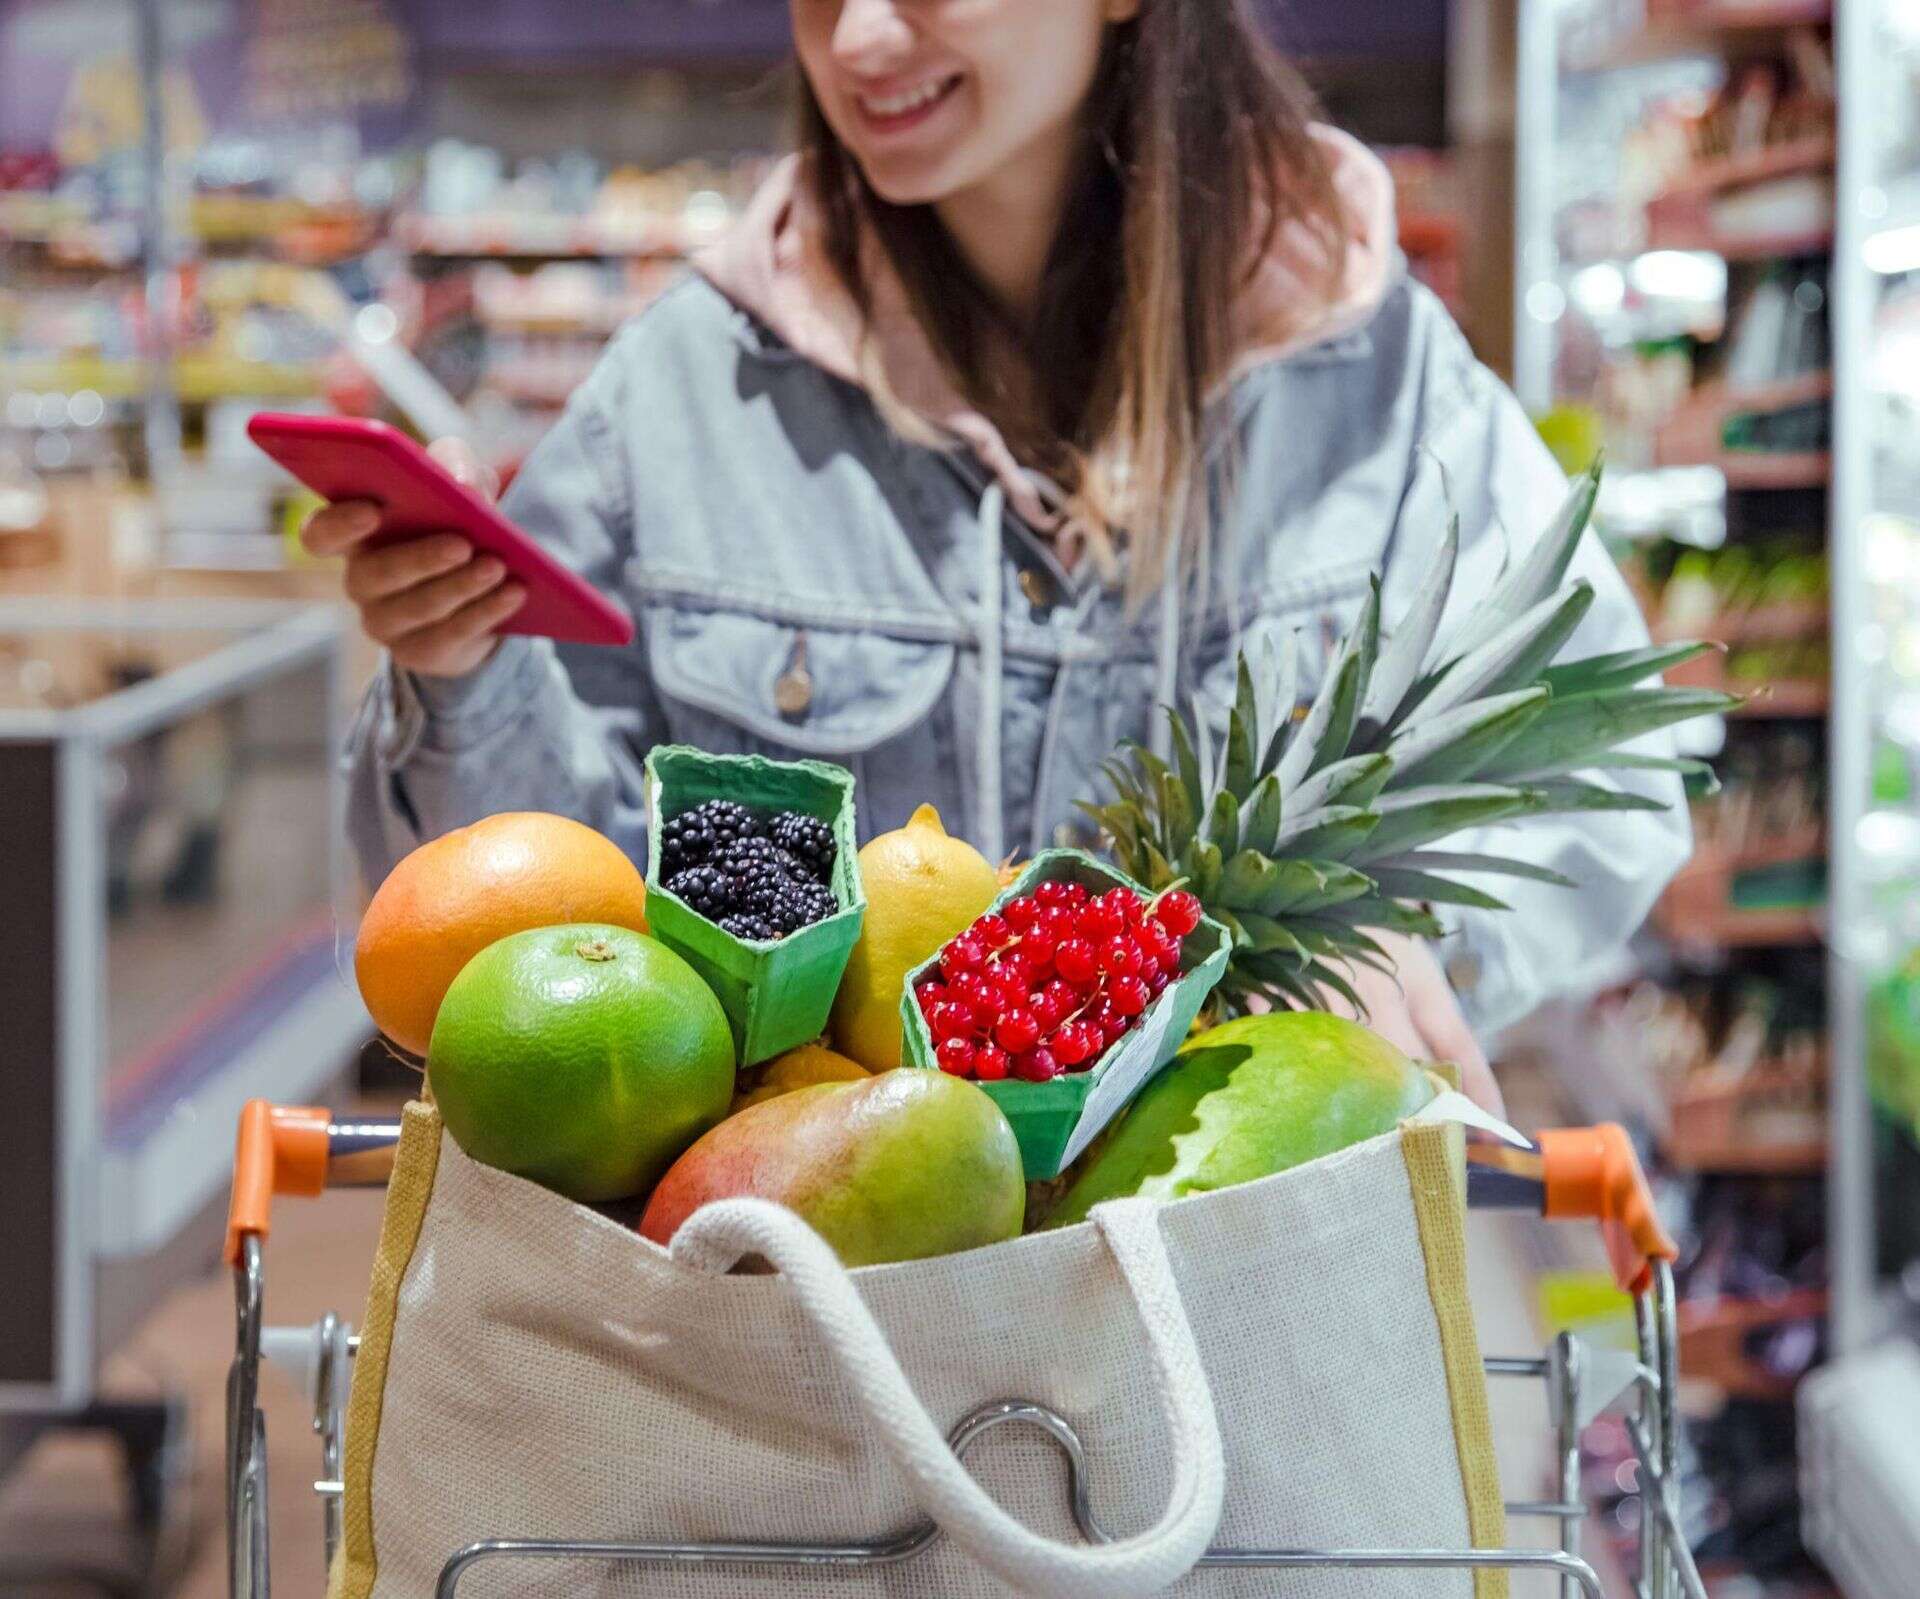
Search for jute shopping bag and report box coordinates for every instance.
[331,1101,1506,1599]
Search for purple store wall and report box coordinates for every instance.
[0,0,1452,150]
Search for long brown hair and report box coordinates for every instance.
[798,0,1349,603]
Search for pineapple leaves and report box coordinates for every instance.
[1386,687,1549,787]
[1481,686,1737,783]
[1229,910,1311,959]
[1090,458,1735,1032]
[1586,750,1721,794]
[1541,641,1720,700]
[1413,589,1581,728]
[1222,654,1260,801]
[1273,804,1379,859]
[1351,784,1539,862]
[1159,765,1198,860]
[1259,631,1302,773]
[1365,866,1511,913]
[1485,581,1595,696]
[1215,854,1374,917]
[1305,900,1449,940]
[1168,707,1205,824]
[1287,752,1395,819]
[1188,692,1217,805]
[1276,584,1379,792]
[1440,458,1601,663]
[1236,772,1285,857]
[1359,515,1458,742]
[1520,778,1675,814]
[1205,786,1240,856]
[1372,849,1577,889]
[1181,839,1224,901]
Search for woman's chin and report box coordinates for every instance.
[853,151,966,209]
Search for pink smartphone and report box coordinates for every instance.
[247,412,635,648]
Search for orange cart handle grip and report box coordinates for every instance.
[223,1099,331,1265]
[1538,1124,1678,1296]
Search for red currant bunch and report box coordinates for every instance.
[915,879,1201,1082]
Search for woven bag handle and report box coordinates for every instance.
[670,1196,1224,1599]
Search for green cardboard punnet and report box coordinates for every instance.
[898,849,1229,1179]
[643,747,865,1067]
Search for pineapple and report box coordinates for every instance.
[1087,463,1734,1016]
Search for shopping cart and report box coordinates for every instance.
[223,1101,1709,1599]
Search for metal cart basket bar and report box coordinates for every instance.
[224,1103,1708,1599]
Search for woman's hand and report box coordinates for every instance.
[1319,931,1506,1118]
[299,438,526,678]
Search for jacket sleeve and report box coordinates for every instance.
[1384,351,1693,1035]
[342,358,665,892]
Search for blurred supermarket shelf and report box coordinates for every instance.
[1563,0,1832,76]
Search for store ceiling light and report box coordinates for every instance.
[1569,263,1626,319]
[1865,222,1920,278]
[1627,250,1726,304]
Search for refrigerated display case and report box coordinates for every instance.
[1514,4,1848,1591]
[1802,3,1920,1592]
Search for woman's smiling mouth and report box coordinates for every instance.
[853,73,964,136]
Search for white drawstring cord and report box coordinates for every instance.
[975,483,1006,864]
[1151,518,1184,761]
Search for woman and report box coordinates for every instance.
[312,0,1689,1113]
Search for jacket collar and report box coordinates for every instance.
[692,126,1400,532]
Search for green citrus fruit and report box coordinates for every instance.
[427,923,735,1202]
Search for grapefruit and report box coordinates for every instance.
[1046,1012,1438,1229]
[427,923,733,1202]
[829,805,1000,1071]
[356,812,648,1057]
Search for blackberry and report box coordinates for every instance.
[770,811,836,882]
[665,864,734,919]
[716,834,782,885]
[719,912,779,943]
[687,798,762,847]
[658,810,716,872]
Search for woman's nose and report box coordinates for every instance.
[832,0,915,67]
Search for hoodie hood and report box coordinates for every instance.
[692,126,1400,531]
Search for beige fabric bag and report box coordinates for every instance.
[331,1102,1505,1599]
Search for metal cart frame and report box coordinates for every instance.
[224,1105,1709,1599]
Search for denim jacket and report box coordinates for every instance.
[344,270,1689,1034]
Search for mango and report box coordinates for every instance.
[1045,1012,1437,1230]
[639,1069,1025,1267]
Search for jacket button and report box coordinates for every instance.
[1018,569,1055,611]
[775,666,812,720]
[775,632,813,720]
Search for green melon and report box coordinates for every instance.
[1045,1012,1437,1229]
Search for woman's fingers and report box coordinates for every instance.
[1403,955,1506,1119]
[300,499,383,559]
[343,533,474,605]
[388,582,527,675]
[361,556,509,643]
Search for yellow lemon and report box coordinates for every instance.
[829,804,1000,1071]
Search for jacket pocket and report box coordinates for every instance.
[643,603,960,834]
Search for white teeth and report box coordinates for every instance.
[862,78,952,118]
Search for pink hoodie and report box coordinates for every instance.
[692,127,1400,535]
